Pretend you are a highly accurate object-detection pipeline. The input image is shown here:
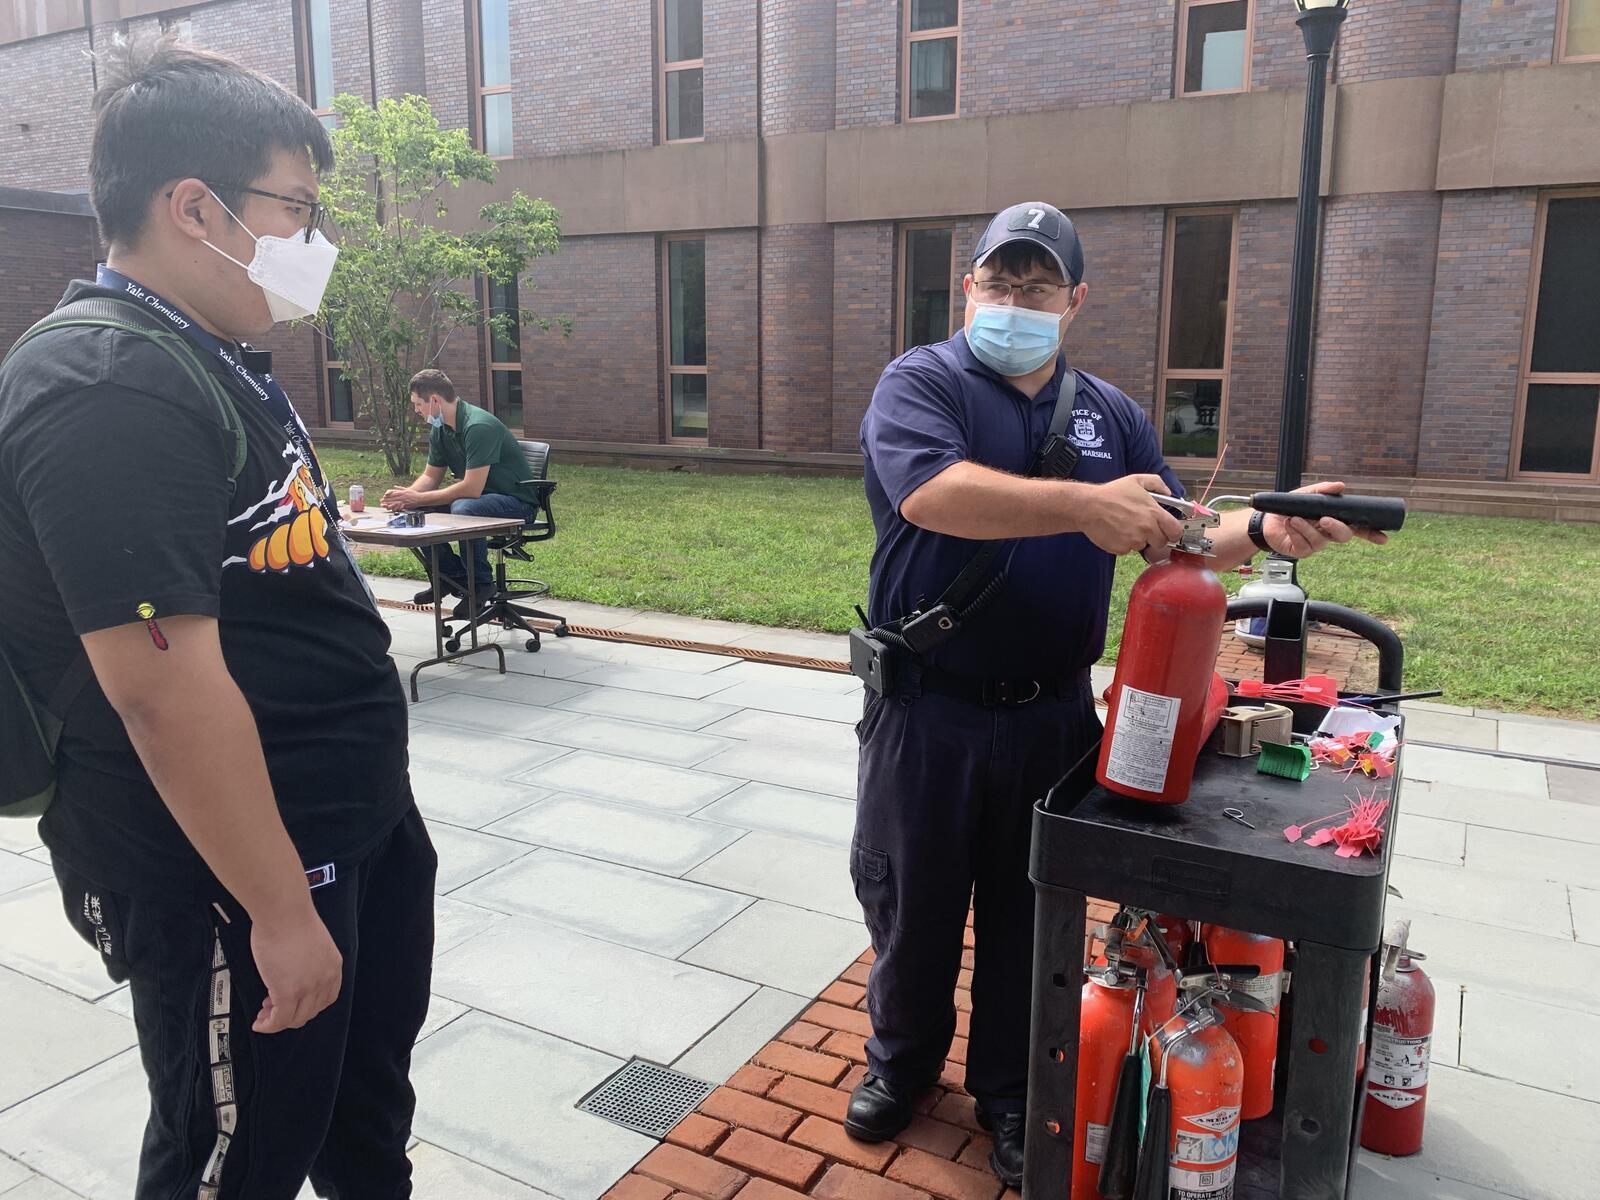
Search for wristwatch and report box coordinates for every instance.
[1248,510,1274,554]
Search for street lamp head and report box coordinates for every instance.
[1294,0,1349,9]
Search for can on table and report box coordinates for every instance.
[348,484,365,513]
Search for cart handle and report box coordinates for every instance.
[1225,599,1404,696]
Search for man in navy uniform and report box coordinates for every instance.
[845,202,1384,1186]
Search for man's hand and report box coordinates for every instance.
[381,486,422,512]
[1263,481,1390,559]
[250,903,344,1032]
[1079,474,1186,556]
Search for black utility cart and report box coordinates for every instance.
[1024,600,1407,1200]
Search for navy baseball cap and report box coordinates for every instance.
[972,202,1084,285]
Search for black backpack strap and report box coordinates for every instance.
[44,653,94,721]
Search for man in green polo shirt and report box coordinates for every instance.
[381,368,540,614]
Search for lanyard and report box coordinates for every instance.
[95,267,342,532]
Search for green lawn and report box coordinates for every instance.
[319,448,1600,719]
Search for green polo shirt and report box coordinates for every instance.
[426,400,540,507]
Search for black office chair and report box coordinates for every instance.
[445,440,569,653]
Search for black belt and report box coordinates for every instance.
[908,666,1088,708]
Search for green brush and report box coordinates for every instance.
[1257,741,1313,781]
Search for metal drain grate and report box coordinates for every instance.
[576,1059,716,1138]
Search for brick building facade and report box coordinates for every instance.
[2,0,1598,496]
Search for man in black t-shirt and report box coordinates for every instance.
[0,38,431,1199]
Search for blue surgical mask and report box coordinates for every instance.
[966,302,1065,377]
[427,413,444,429]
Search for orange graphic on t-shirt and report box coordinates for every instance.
[245,468,331,573]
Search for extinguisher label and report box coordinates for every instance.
[1105,685,1181,792]
[1084,1121,1108,1164]
[1368,1025,1431,1089]
[1182,1105,1241,1134]
[1169,1159,1236,1198]
[1230,971,1283,1007]
[1367,1086,1423,1110]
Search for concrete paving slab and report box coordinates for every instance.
[681,900,867,996]
[557,639,740,676]
[1400,700,1479,717]
[1399,708,1499,750]
[535,714,735,767]
[723,628,851,661]
[1459,987,1600,1102]
[673,986,812,1085]
[687,831,859,921]
[1392,814,1467,866]
[1379,903,1600,1014]
[432,918,757,1063]
[694,743,857,800]
[408,1141,560,1199]
[19,849,48,866]
[410,1012,652,1200]
[443,669,597,708]
[0,883,118,1001]
[0,1049,144,1199]
[0,965,134,1112]
[514,750,741,814]
[1546,764,1599,807]
[4,1174,83,1199]
[410,692,582,740]
[418,994,471,1044]
[1405,782,1600,846]
[409,768,549,830]
[1463,826,1600,889]
[1352,1157,1531,1200]
[491,644,607,681]
[0,1152,30,1192]
[1386,858,1572,937]
[433,895,509,956]
[696,782,857,848]
[698,680,862,724]
[1497,722,1600,767]
[1402,745,1548,799]
[551,687,741,730]
[608,610,769,644]
[425,822,534,894]
[407,724,574,779]
[703,660,861,695]
[482,793,742,875]
[567,663,749,700]
[0,821,42,856]
[1569,886,1600,946]
[1403,1063,1600,1200]
[0,852,51,900]
[699,708,861,756]
[453,850,752,957]
[1429,974,1463,1068]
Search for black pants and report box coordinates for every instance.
[851,677,1100,1113]
[53,802,436,1200]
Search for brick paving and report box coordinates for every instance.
[609,901,1126,1200]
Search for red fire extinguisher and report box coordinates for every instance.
[1097,508,1231,804]
[1201,925,1287,1120]
[1155,913,1194,967]
[1361,921,1434,1156]
[1135,984,1245,1200]
[1072,921,1178,1200]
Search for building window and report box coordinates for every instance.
[301,0,335,127]
[1514,193,1600,479]
[159,12,193,40]
[324,334,355,426]
[904,0,959,121]
[1177,0,1251,95]
[659,0,704,142]
[898,224,955,353]
[471,0,513,157]
[485,276,524,432]
[1157,208,1237,461]
[1558,0,1600,61]
[663,237,707,440]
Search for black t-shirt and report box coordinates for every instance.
[0,281,410,900]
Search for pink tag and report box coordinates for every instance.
[1283,825,1305,843]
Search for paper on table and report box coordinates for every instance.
[1316,706,1401,741]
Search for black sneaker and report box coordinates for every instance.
[844,1074,918,1143]
[977,1107,1025,1188]
[413,579,465,606]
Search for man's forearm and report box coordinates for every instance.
[418,478,481,506]
[119,676,314,925]
[901,461,1092,539]
[1206,508,1263,573]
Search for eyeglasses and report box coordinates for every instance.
[207,182,328,242]
[972,278,1072,308]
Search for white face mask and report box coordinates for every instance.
[203,189,338,323]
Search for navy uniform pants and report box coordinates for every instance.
[851,674,1100,1113]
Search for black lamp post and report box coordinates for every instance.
[1274,0,1350,491]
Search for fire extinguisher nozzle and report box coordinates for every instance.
[1096,1054,1142,1199]
[1131,1081,1172,1200]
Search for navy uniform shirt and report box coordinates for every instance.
[861,330,1183,682]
